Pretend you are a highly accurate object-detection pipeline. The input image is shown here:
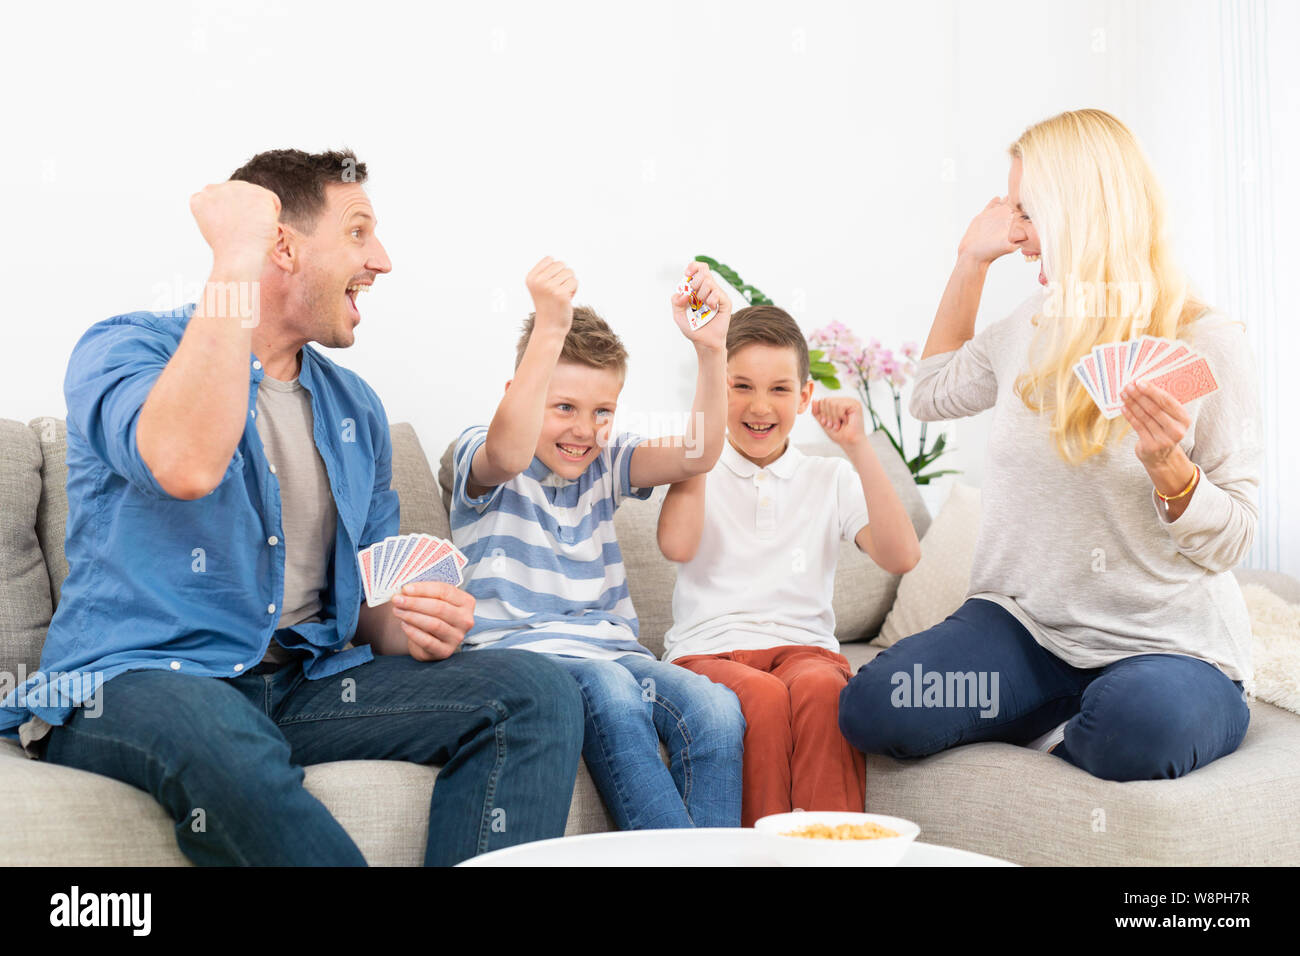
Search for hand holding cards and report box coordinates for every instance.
[1073,336,1219,419]
[675,273,715,331]
[358,532,468,608]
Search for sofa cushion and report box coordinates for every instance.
[436,430,932,655]
[840,640,884,672]
[28,417,69,607]
[0,419,54,679]
[612,487,678,658]
[876,482,982,647]
[1235,567,1300,605]
[864,700,1300,865]
[0,737,615,865]
[390,423,449,540]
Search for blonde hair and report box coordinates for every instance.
[515,305,628,380]
[1010,109,1215,464]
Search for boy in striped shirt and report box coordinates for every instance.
[448,257,744,829]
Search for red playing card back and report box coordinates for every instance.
[1144,357,1219,404]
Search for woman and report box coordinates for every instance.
[839,109,1262,781]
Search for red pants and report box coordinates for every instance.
[675,644,866,827]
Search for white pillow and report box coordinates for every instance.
[874,483,982,647]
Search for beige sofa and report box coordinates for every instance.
[2,415,1298,865]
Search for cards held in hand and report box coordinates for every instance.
[358,532,468,607]
[675,274,715,331]
[1073,335,1219,419]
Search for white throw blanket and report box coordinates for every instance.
[1241,584,1300,716]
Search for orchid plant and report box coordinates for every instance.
[697,256,959,486]
[806,322,958,484]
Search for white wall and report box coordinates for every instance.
[4,0,1294,572]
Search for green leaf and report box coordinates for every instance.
[907,431,950,470]
[911,443,955,470]
[872,425,904,462]
[696,255,773,306]
[913,468,962,485]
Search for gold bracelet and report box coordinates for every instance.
[1156,464,1200,502]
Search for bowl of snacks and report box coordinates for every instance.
[754,811,920,867]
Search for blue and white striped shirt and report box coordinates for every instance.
[450,425,656,660]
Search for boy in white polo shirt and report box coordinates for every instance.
[658,305,921,826]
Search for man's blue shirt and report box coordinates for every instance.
[0,304,399,737]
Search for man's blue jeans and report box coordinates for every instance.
[839,597,1250,780]
[551,653,744,829]
[42,650,584,865]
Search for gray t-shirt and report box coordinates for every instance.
[909,293,1262,681]
[255,374,337,664]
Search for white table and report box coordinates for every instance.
[458,828,1017,866]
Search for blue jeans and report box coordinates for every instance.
[839,597,1250,781]
[42,650,584,865]
[551,653,744,829]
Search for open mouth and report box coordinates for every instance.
[345,281,370,321]
[556,442,591,461]
[1022,252,1047,286]
[742,422,777,439]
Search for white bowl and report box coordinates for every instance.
[753,811,920,867]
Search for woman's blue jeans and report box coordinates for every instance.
[42,649,585,865]
[839,597,1250,780]
[551,653,744,829]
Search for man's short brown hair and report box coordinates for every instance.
[515,306,628,380]
[229,148,367,231]
[726,305,811,383]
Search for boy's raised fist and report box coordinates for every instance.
[812,397,867,449]
[526,257,579,333]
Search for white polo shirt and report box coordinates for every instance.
[661,437,871,662]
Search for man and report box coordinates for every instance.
[0,148,584,866]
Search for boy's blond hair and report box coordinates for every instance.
[515,306,628,380]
